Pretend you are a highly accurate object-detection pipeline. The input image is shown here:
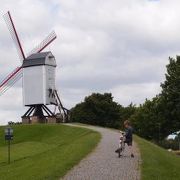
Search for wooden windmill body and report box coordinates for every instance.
[23,52,56,106]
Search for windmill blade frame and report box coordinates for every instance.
[0,66,21,89]
[0,70,22,96]
[27,30,57,56]
[3,11,26,62]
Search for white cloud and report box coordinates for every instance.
[110,82,161,106]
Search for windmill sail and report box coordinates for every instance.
[27,31,57,56]
[3,11,26,62]
[0,67,21,89]
[0,69,22,96]
[0,67,22,95]
[0,11,25,95]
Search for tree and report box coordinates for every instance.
[130,97,163,140]
[160,56,180,136]
[121,103,136,120]
[131,56,180,141]
[71,93,124,128]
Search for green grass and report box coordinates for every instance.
[0,124,101,180]
[135,135,180,180]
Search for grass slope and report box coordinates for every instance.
[0,124,100,180]
[135,136,180,180]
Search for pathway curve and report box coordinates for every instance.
[62,124,141,180]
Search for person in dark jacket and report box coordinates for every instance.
[124,120,134,157]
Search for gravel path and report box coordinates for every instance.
[62,124,141,180]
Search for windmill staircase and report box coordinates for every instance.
[54,90,70,123]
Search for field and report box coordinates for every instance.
[0,124,100,180]
[135,136,180,180]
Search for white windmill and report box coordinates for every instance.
[0,11,69,123]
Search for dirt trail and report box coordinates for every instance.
[62,124,141,180]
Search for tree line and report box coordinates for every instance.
[71,92,136,129]
[70,56,180,144]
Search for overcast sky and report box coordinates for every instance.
[0,0,180,124]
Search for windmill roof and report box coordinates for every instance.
[22,51,56,68]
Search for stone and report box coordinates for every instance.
[30,116,46,124]
[47,117,57,123]
[22,117,30,124]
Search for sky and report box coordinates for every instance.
[0,0,180,124]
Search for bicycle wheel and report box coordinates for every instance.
[118,148,122,158]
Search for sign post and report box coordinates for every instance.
[5,127,13,164]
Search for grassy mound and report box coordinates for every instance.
[0,124,100,180]
[135,136,180,180]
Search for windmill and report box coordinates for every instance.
[0,11,69,123]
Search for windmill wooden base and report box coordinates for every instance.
[21,91,70,124]
[22,104,55,124]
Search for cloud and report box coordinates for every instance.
[0,0,180,124]
[110,82,161,106]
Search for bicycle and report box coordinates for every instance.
[115,132,125,158]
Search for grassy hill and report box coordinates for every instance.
[135,136,180,180]
[0,124,100,180]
